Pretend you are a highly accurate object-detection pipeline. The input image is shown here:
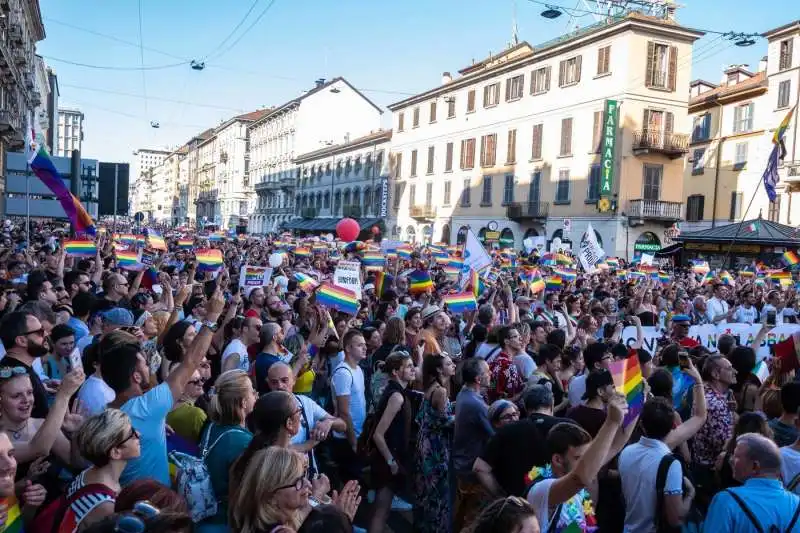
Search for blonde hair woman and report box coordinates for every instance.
[196,370,257,533]
[231,447,311,533]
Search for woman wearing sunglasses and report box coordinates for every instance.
[165,369,208,445]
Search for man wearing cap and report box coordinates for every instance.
[416,305,451,356]
[76,307,135,354]
[569,342,614,407]
[670,314,699,349]
[567,369,615,438]
[516,296,533,321]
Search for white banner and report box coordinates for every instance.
[463,228,492,274]
[579,222,605,273]
[620,323,800,361]
[239,265,272,288]
[334,260,362,299]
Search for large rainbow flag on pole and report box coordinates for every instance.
[27,129,96,235]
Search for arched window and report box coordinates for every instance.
[524,228,539,239]
[323,191,330,209]
[499,228,514,248]
[456,225,469,245]
[441,223,451,244]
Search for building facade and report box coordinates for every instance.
[56,106,83,158]
[149,147,188,224]
[0,0,46,216]
[130,148,169,216]
[763,21,800,217]
[249,77,383,234]
[387,13,702,258]
[289,130,391,229]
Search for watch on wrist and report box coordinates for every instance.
[201,320,219,332]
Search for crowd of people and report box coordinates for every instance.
[1,219,800,532]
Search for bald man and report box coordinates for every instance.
[267,362,346,474]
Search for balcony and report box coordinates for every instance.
[628,199,682,222]
[280,177,295,189]
[342,204,362,218]
[506,201,550,221]
[0,110,12,133]
[12,48,25,65]
[254,180,282,192]
[301,207,318,219]
[271,206,293,215]
[632,130,690,159]
[410,204,436,220]
[8,23,21,43]
[31,89,41,106]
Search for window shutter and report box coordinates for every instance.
[668,46,678,91]
[643,109,651,133]
[729,191,737,220]
[733,106,741,132]
[575,55,582,83]
[596,48,602,74]
[698,195,705,221]
[532,124,543,159]
[561,118,572,155]
[645,41,655,87]
[559,60,566,87]
[789,39,794,67]
[483,86,489,106]
[665,112,674,136]
[505,79,511,101]
[602,46,610,73]
[545,66,551,91]
[592,111,602,152]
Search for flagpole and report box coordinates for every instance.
[25,166,30,246]
[719,165,767,271]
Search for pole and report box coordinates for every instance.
[25,169,30,246]
[720,176,763,270]
[113,163,119,235]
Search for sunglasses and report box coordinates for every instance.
[0,367,27,379]
[112,501,159,533]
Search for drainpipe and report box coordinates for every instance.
[710,99,725,228]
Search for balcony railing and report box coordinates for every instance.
[271,206,293,215]
[628,199,682,221]
[301,207,318,219]
[342,204,362,218]
[632,130,690,159]
[410,205,436,220]
[506,201,550,220]
[254,180,281,192]
[280,177,296,189]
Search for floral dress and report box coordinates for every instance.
[525,464,598,532]
[414,395,454,533]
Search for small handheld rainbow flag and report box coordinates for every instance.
[770,270,791,281]
[530,275,546,295]
[443,266,461,279]
[196,248,224,271]
[720,270,735,286]
[470,269,485,299]
[784,250,800,268]
[554,268,577,282]
[208,232,225,242]
[658,271,670,285]
[361,253,385,268]
[294,247,312,258]
[315,283,359,315]
[408,270,434,295]
[606,257,620,269]
[294,272,319,293]
[117,234,136,246]
[609,354,644,427]
[397,246,413,260]
[373,271,393,297]
[178,238,194,250]
[0,494,23,533]
[116,250,140,270]
[691,261,710,275]
[443,291,478,314]
[545,276,562,292]
[64,240,96,257]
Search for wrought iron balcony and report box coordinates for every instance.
[506,201,549,220]
[632,130,690,159]
[254,180,282,192]
[410,205,436,220]
[280,177,296,189]
[628,199,682,221]
[301,207,318,219]
[342,204,362,218]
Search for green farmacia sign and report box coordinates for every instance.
[600,99,618,198]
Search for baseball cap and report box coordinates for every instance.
[583,369,615,400]
[100,307,134,327]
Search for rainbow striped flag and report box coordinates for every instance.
[361,253,385,268]
[344,241,366,253]
[196,248,224,271]
[447,257,464,270]
[146,230,167,251]
[617,270,628,281]
[397,247,412,260]
[117,234,137,246]
[606,257,620,269]
[770,270,791,281]
[373,271,393,297]
[241,266,269,287]
[658,271,670,285]
[316,283,359,315]
[773,105,795,144]
[208,232,225,242]
[312,244,328,254]
[135,235,146,248]
[409,270,434,295]
[116,250,140,270]
[0,494,23,533]
[545,276,562,292]
[720,270,735,285]
[178,238,194,250]
[443,291,477,314]
[554,268,577,282]
[530,275,545,295]
[64,240,96,257]
[784,250,800,268]
[740,270,755,278]
[609,354,644,427]
[432,251,449,264]
[442,266,460,279]
[294,272,319,293]
[294,247,312,258]
[691,261,710,275]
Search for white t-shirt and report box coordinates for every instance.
[331,361,366,439]
[781,446,800,494]
[475,343,501,361]
[514,353,536,380]
[706,297,729,324]
[569,373,587,407]
[221,338,250,372]
[734,305,759,324]
[527,478,588,531]
[77,374,116,416]
[292,394,330,445]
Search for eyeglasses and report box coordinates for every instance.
[0,367,27,379]
[112,501,160,533]
[22,328,45,337]
[275,470,309,492]
[108,427,140,455]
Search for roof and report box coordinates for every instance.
[762,20,800,39]
[690,79,718,88]
[294,130,392,163]
[689,71,766,107]
[236,109,272,122]
[251,77,383,128]
[282,216,383,232]
[674,219,800,246]
[458,42,534,76]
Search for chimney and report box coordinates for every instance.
[759,56,768,73]
[315,78,326,88]
[441,71,452,85]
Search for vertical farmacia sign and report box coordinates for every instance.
[600,99,618,206]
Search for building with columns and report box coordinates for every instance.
[387,12,702,259]
[248,77,383,235]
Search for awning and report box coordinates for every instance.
[281,217,383,232]
[654,243,682,257]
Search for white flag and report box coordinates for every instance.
[578,223,605,273]
[463,228,492,274]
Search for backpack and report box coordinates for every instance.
[30,476,115,533]
[654,454,684,533]
[169,423,244,523]
[726,489,800,533]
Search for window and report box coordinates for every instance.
[733,103,754,133]
[591,111,603,153]
[767,194,782,222]
[425,182,433,206]
[445,142,454,172]
[687,195,704,222]
[480,134,497,167]
[393,183,402,208]
[555,169,570,203]
[444,180,452,205]
[460,138,476,169]
[727,73,738,86]
[398,112,405,131]
[410,150,418,177]
[412,107,420,128]
[645,42,677,91]
[643,164,663,201]
[481,176,493,205]
[506,129,517,164]
[643,109,674,138]
[530,67,551,94]
[560,118,573,156]
[692,148,705,175]
[447,97,456,118]
[503,174,514,205]
[427,146,435,174]
[409,184,416,205]
[729,191,744,221]
[558,56,582,87]
[597,45,611,75]
[461,178,471,206]
[528,171,541,203]
[587,165,601,201]
[734,142,748,170]
[506,75,524,101]
[780,39,794,71]
[467,90,476,113]
[692,113,711,142]
[483,83,500,107]
[531,124,543,160]
[395,153,403,178]
[778,80,791,109]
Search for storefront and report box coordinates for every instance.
[499,228,515,248]
[633,231,662,261]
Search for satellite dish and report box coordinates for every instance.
[150,121,160,129]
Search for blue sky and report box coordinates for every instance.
[38,0,794,164]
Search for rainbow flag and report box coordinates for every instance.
[740,270,755,278]
[545,276,562,292]
[784,250,800,268]
[344,241,366,253]
[447,257,464,270]
[700,271,715,285]
[27,136,96,235]
[208,232,225,242]
[720,270,735,286]
[147,230,167,251]
[409,270,434,295]
[64,240,96,257]
[443,291,477,314]
[294,272,319,293]
[196,248,224,271]
[470,269,485,299]
[432,251,449,264]
[617,270,628,281]
[554,268,577,282]
[609,354,644,427]
[312,244,328,254]
[135,235,146,248]
[773,106,796,144]
[658,271,670,285]
[530,275,545,295]
[770,270,791,281]
[606,257,620,269]
[373,271,393,297]
[691,261,710,275]
[361,253,385,268]
[0,494,23,533]
[178,238,194,250]
[397,247,412,260]
[116,250,140,270]
[117,234,136,246]
[316,283,359,315]
[443,266,460,279]
[241,266,268,287]
[294,247,312,258]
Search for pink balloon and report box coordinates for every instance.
[336,218,360,242]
